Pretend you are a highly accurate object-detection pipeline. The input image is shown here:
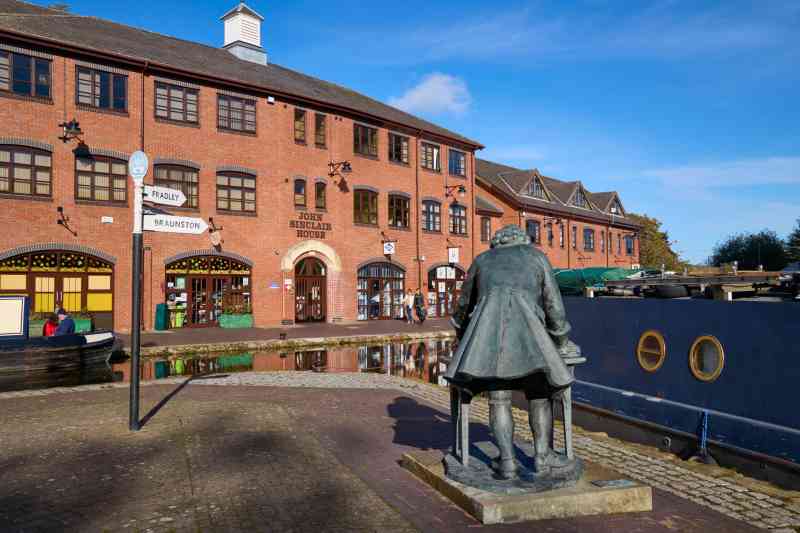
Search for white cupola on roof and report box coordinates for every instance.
[221,2,267,65]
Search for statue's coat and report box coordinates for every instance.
[445,242,574,388]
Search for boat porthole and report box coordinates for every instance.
[636,330,666,372]
[689,335,725,382]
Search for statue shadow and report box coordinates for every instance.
[386,396,495,464]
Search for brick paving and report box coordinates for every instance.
[1,372,797,531]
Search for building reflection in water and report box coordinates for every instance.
[111,340,455,386]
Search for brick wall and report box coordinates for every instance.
[0,45,480,332]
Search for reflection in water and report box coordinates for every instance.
[110,340,455,386]
[1,340,455,392]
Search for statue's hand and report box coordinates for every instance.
[558,340,581,359]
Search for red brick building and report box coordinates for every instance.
[0,1,638,334]
[474,159,641,269]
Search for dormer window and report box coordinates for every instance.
[610,200,622,215]
[572,189,588,208]
[527,178,545,199]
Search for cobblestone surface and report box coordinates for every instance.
[2,371,798,532]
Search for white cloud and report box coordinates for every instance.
[643,157,800,188]
[388,73,471,115]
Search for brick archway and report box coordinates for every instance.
[281,241,343,323]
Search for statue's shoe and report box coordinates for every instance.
[492,457,518,479]
[534,451,573,475]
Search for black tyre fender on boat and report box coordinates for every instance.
[655,285,689,299]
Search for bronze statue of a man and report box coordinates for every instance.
[445,224,577,479]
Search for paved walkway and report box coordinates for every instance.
[119,318,454,351]
[2,373,798,532]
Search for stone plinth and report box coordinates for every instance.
[402,449,653,525]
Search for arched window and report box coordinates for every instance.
[0,248,115,329]
[294,178,306,207]
[154,165,199,208]
[315,181,326,209]
[165,254,252,328]
[422,200,441,232]
[354,189,378,225]
[357,262,405,320]
[449,204,467,235]
[216,172,256,213]
[0,145,52,198]
[388,194,410,228]
[76,154,127,203]
[526,220,541,244]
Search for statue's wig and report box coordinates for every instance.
[490,224,531,249]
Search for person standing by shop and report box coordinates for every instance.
[404,289,416,324]
[414,289,427,325]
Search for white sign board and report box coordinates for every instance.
[143,214,208,234]
[448,246,460,265]
[128,151,149,183]
[383,241,396,255]
[143,185,186,207]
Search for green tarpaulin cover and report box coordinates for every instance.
[553,267,638,295]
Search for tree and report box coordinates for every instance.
[786,219,800,264]
[708,230,787,271]
[626,213,686,271]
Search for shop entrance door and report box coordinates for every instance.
[295,258,326,322]
[427,265,465,318]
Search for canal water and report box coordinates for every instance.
[0,339,455,393]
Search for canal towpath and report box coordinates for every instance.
[118,318,456,355]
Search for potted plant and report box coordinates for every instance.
[218,302,253,329]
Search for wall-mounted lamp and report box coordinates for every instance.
[58,119,83,144]
[445,184,466,200]
[328,160,352,189]
[56,206,77,236]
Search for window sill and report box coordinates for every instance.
[165,205,200,213]
[353,222,379,229]
[0,91,53,105]
[448,172,467,179]
[155,117,200,128]
[314,207,327,213]
[315,143,327,150]
[75,199,129,208]
[215,210,258,217]
[421,229,442,235]
[421,167,442,174]
[449,233,469,238]
[294,205,308,211]
[388,160,410,168]
[217,127,257,137]
[354,152,379,162]
[386,225,411,232]
[294,140,307,146]
[76,104,129,117]
[0,193,53,203]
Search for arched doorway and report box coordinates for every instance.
[165,254,252,328]
[0,246,115,329]
[295,258,326,322]
[357,262,405,320]
[428,264,465,318]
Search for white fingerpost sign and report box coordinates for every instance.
[143,214,209,234]
[143,185,186,207]
[383,241,396,255]
[128,151,149,183]
[448,246,460,265]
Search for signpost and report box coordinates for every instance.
[128,150,148,432]
[129,152,205,431]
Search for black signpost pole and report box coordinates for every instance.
[128,152,147,432]
[129,229,142,431]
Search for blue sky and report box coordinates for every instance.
[41,0,800,263]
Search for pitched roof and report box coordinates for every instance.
[476,157,640,228]
[0,2,481,147]
[220,2,264,21]
[476,195,503,216]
